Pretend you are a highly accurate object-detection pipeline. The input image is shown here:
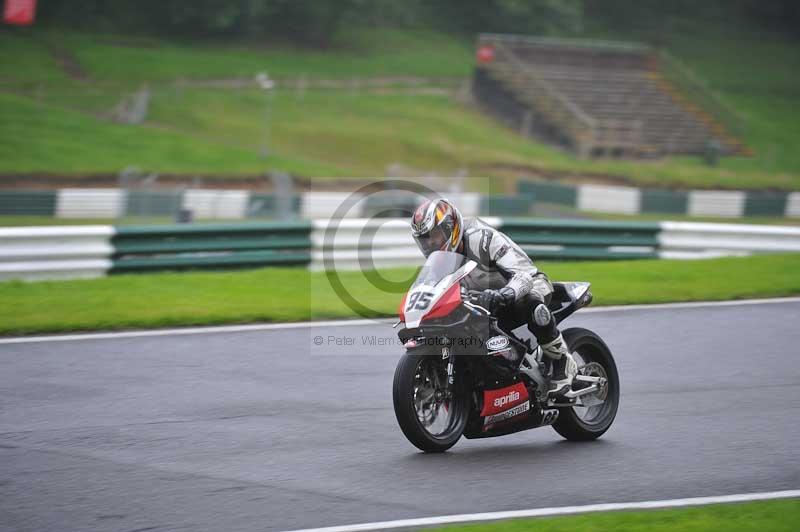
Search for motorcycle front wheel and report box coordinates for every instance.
[552,327,620,441]
[392,352,469,453]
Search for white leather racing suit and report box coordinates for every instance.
[459,217,566,360]
[460,217,552,303]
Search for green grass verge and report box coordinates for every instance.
[1,254,798,335]
[435,498,799,532]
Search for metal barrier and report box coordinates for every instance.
[519,180,800,218]
[111,222,312,273]
[0,226,114,280]
[659,221,800,259]
[2,219,800,281]
[310,218,422,271]
[502,218,660,260]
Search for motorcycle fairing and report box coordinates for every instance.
[401,260,477,328]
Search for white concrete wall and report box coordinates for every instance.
[687,190,746,218]
[56,189,126,219]
[444,193,481,217]
[577,185,641,215]
[301,192,366,219]
[785,192,800,218]
[182,189,249,219]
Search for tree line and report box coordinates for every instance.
[35,0,798,45]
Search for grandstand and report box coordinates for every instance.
[473,34,747,159]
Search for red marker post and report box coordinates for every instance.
[476,45,495,64]
[4,0,37,26]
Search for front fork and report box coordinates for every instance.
[443,345,454,388]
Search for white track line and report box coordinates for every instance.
[282,489,800,532]
[2,297,799,345]
[580,296,800,313]
[0,318,391,345]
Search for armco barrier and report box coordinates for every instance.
[3,219,800,281]
[519,180,800,218]
[311,217,657,268]
[310,218,423,271]
[658,221,800,259]
[0,226,114,280]
[111,222,312,273]
[501,219,661,260]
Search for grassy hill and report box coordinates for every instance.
[0,26,798,190]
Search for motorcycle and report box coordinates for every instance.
[392,250,619,452]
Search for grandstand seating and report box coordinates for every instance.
[473,34,746,158]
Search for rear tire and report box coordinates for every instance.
[552,327,619,441]
[393,352,469,453]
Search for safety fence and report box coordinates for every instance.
[3,184,795,221]
[0,189,533,221]
[501,219,660,260]
[519,180,800,218]
[0,225,114,281]
[112,222,312,273]
[3,219,800,281]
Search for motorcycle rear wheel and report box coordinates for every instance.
[552,327,620,441]
[393,352,469,453]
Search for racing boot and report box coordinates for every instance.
[542,334,576,396]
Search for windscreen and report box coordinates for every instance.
[411,251,466,289]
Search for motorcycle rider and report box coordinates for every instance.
[410,198,575,394]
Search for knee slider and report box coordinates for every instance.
[533,303,552,327]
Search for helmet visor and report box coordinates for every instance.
[413,225,450,257]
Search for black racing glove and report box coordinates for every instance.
[477,287,516,314]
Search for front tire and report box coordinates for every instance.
[392,352,469,453]
[552,327,620,441]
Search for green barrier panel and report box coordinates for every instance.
[502,218,661,261]
[640,189,689,215]
[114,237,310,255]
[517,181,577,206]
[124,190,184,218]
[744,192,788,217]
[112,250,311,272]
[0,190,57,216]
[522,247,658,260]
[247,194,302,218]
[480,195,534,216]
[112,221,312,273]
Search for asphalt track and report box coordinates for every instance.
[1,299,799,532]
